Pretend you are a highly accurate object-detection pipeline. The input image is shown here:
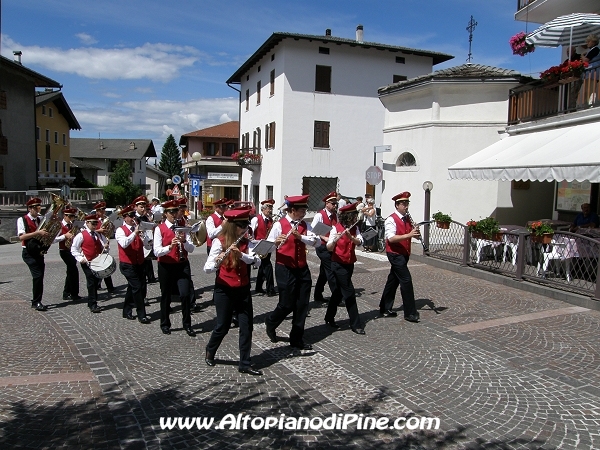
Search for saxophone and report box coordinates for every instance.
[65,209,87,249]
[34,193,67,253]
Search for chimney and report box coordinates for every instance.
[13,51,22,65]
[356,25,364,43]
[129,142,136,151]
[99,141,104,150]
[325,29,331,36]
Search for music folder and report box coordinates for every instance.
[253,240,276,256]
[361,228,377,241]
[311,222,332,236]
[190,222,201,233]
[417,221,433,226]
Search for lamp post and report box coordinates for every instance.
[166,178,172,200]
[191,152,202,219]
[422,181,433,253]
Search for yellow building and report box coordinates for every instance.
[35,89,80,187]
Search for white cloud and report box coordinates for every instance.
[76,33,98,45]
[1,34,201,82]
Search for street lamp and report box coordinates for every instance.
[191,152,202,218]
[166,178,172,200]
[422,181,433,253]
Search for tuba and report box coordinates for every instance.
[98,206,121,239]
[65,209,87,249]
[32,193,67,254]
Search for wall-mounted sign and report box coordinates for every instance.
[208,172,239,180]
[556,181,591,212]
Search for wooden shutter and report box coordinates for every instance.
[315,66,331,93]
[314,121,329,148]
[269,122,275,148]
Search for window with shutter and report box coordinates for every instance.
[245,89,249,111]
[315,65,331,93]
[269,122,275,149]
[270,70,275,96]
[313,121,330,148]
[256,81,261,105]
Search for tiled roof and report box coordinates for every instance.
[180,121,239,140]
[378,63,529,95]
[70,138,156,159]
[35,90,81,130]
[227,32,454,84]
[70,158,102,170]
[1,55,61,88]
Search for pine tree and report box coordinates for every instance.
[159,134,183,179]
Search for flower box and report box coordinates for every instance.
[436,221,450,229]
[559,76,580,84]
[531,233,553,244]
[471,231,503,241]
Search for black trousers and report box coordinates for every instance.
[325,261,362,330]
[97,274,114,290]
[206,283,254,368]
[59,249,79,297]
[144,258,156,282]
[22,248,44,305]
[80,263,99,308]
[119,262,148,319]
[158,261,192,329]
[265,264,312,347]
[379,253,417,317]
[314,244,337,299]
[255,253,274,292]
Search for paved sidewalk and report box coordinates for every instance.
[0,241,599,449]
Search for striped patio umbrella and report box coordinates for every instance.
[526,13,600,48]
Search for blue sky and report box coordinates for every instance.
[1,0,560,153]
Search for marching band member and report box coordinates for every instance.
[17,197,49,311]
[55,207,81,301]
[205,198,228,255]
[311,191,338,303]
[324,202,365,334]
[71,214,109,313]
[204,208,262,375]
[250,199,276,297]
[153,200,196,336]
[94,201,115,293]
[264,195,319,350]
[150,197,164,215]
[176,197,200,311]
[133,195,157,285]
[116,204,151,324]
[379,192,420,323]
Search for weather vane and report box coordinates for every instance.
[466,15,477,63]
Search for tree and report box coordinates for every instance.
[159,134,183,179]
[102,160,142,206]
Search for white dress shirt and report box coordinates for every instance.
[326,227,363,251]
[204,237,261,273]
[115,223,150,249]
[71,226,108,263]
[384,211,409,240]
[266,215,319,253]
[206,213,224,240]
[153,219,195,257]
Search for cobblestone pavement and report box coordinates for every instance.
[0,241,599,449]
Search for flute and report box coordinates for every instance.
[404,212,429,252]
[214,231,248,268]
[279,220,300,246]
[330,219,361,245]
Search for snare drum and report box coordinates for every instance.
[89,254,117,279]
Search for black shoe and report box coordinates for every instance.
[144,299,150,306]
[266,326,277,343]
[138,317,151,324]
[352,328,366,335]
[89,304,101,313]
[205,358,215,367]
[291,343,313,351]
[62,294,71,300]
[239,367,263,376]
[71,295,82,301]
[185,327,196,337]
[266,290,277,297]
[325,320,340,329]
[161,326,171,335]
[193,303,202,312]
[380,309,397,317]
[123,313,135,320]
[404,315,420,323]
[31,302,48,311]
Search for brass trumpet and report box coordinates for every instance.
[34,193,67,253]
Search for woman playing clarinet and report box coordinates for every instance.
[324,202,366,335]
[204,208,263,376]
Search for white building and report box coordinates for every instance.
[377,64,556,225]
[226,27,453,211]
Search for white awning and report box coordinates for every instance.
[448,121,600,183]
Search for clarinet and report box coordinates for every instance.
[405,212,429,252]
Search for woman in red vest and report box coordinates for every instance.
[204,208,262,376]
[324,202,365,334]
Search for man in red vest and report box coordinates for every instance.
[71,214,109,313]
[116,204,151,324]
[153,200,196,336]
[264,195,320,350]
[17,197,49,311]
[54,207,81,301]
[94,201,115,293]
[206,198,228,255]
[379,192,420,323]
[251,199,276,296]
[311,191,339,303]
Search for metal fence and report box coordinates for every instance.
[426,221,600,300]
[0,188,104,207]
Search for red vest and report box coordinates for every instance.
[157,222,187,264]
[215,237,250,288]
[331,223,358,264]
[118,225,145,265]
[318,209,336,244]
[385,213,412,256]
[58,222,72,251]
[81,230,104,261]
[276,218,308,269]
[22,215,39,247]
[254,215,272,240]
[206,213,223,247]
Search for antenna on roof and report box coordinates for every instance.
[466,15,477,63]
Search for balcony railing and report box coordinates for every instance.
[516,0,535,12]
[508,66,600,125]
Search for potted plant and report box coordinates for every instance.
[231,151,263,166]
[509,32,535,57]
[540,65,562,85]
[527,221,554,244]
[469,217,501,241]
[559,60,589,83]
[432,211,452,229]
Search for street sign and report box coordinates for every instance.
[190,178,200,197]
[172,175,182,185]
[365,165,383,186]
[171,184,181,197]
[374,145,392,153]
[188,174,207,180]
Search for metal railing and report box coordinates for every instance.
[516,0,535,12]
[0,188,104,207]
[426,222,600,300]
[508,66,600,125]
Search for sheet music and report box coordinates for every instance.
[312,222,333,236]
[361,229,377,241]
[190,222,202,233]
[252,240,276,256]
